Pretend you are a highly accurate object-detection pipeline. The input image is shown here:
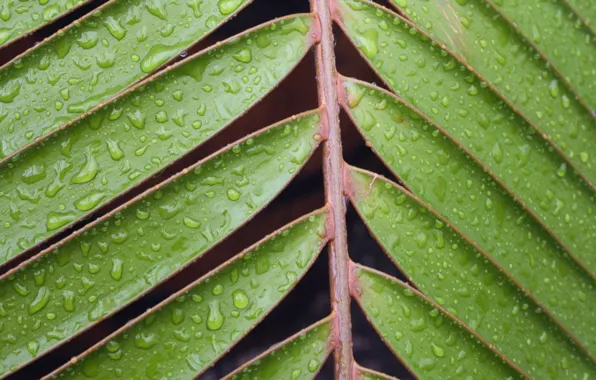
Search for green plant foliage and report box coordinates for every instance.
[485,0,596,110]
[0,0,88,47]
[335,0,596,276]
[389,0,596,130]
[0,110,322,375]
[48,209,329,379]
[567,0,596,30]
[227,316,332,380]
[348,166,596,378]
[341,78,596,355]
[353,265,524,379]
[0,14,314,266]
[0,0,252,158]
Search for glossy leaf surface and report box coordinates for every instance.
[0,0,251,157]
[388,0,596,127]
[341,78,596,355]
[49,209,329,379]
[353,265,524,379]
[227,316,332,380]
[0,110,323,375]
[567,0,596,31]
[0,0,88,47]
[348,167,596,378]
[336,0,596,276]
[0,14,315,266]
[484,0,596,110]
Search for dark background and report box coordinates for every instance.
[1,0,413,378]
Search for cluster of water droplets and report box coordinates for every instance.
[345,83,596,356]
[0,112,321,375]
[52,212,326,379]
[0,15,314,265]
[0,0,250,158]
[358,269,522,378]
[339,2,596,276]
[352,170,595,378]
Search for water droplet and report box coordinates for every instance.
[104,16,127,40]
[206,300,224,330]
[134,333,157,349]
[431,342,445,357]
[71,149,99,184]
[111,259,123,281]
[232,289,249,309]
[46,211,76,231]
[233,48,252,63]
[227,188,240,201]
[74,191,105,211]
[28,287,50,315]
[217,0,243,15]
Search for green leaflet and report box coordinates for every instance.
[357,366,396,380]
[0,0,88,47]
[388,0,596,118]
[566,0,596,32]
[353,265,524,379]
[341,79,596,356]
[48,209,329,379]
[336,0,596,276]
[0,14,314,266]
[227,317,332,380]
[348,167,596,379]
[0,0,252,158]
[485,0,596,110]
[0,110,323,376]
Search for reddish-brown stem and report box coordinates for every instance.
[310,0,354,378]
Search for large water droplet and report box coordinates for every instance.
[217,0,243,15]
[206,300,224,330]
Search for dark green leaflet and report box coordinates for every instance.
[336,0,596,277]
[485,0,596,110]
[353,265,525,379]
[0,0,88,47]
[341,78,596,356]
[0,0,252,157]
[48,209,329,379]
[348,167,596,378]
[227,316,332,380]
[0,110,323,376]
[0,14,314,266]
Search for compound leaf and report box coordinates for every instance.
[47,208,330,379]
[0,0,253,157]
[335,0,596,277]
[0,110,323,376]
[353,264,524,379]
[0,14,315,266]
[225,316,333,380]
[348,166,596,378]
[341,78,596,356]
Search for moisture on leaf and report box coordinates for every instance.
[0,110,323,375]
[48,209,329,379]
[348,166,596,378]
[0,0,252,157]
[0,14,315,266]
[353,265,524,379]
